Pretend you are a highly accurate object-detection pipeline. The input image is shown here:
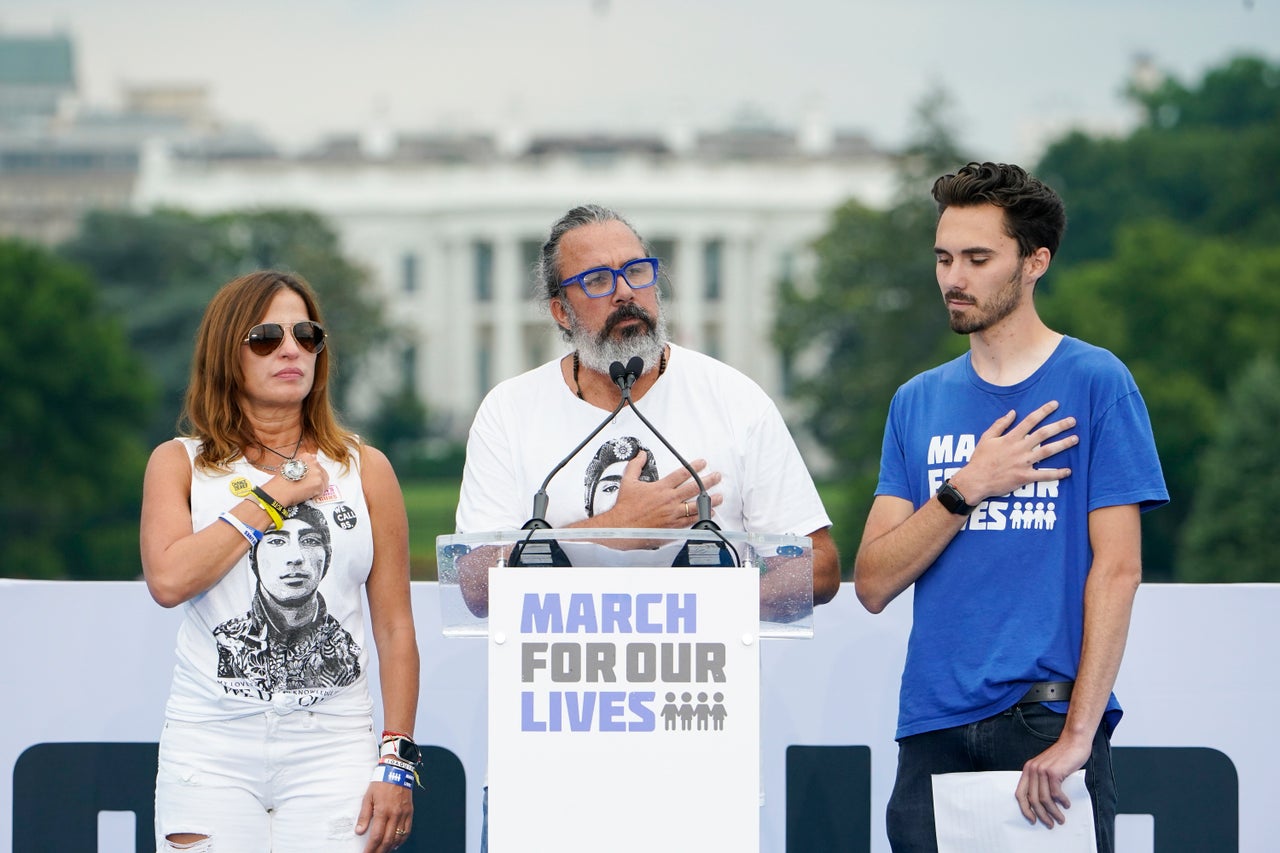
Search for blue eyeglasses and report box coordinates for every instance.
[560,258,660,298]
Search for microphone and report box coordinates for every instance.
[612,358,718,532]
[612,357,736,567]
[510,360,634,566]
[521,364,631,529]
[512,355,736,567]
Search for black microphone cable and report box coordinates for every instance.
[615,356,740,567]
[508,361,631,567]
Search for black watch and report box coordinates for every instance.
[384,736,421,765]
[936,479,978,516]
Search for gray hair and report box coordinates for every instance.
[535,204,653,306]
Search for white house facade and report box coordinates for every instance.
[134,128,897,439]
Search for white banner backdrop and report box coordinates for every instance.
[1,580,1275,852]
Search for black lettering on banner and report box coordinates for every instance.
[10,742,1239,851]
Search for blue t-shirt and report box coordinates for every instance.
[875,336,1168,739]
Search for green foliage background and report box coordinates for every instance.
[0,240,154,578]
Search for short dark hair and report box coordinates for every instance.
[931,162,1067,258]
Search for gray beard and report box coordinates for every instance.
[565,301,669,376]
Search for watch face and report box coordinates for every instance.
[281,459,309,481]
[396,739,421,764]
[937,482,974,516]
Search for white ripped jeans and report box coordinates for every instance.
[155,711,375,852]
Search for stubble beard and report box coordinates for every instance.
[565,300,669,375]
[946,267,1025,335]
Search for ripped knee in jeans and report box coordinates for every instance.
[164,833,212,851]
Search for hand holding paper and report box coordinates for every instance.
[933,770,1097,853]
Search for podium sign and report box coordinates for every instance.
[488,565,761,852]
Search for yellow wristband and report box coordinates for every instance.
[246,486,287,530]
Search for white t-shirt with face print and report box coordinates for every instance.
[456,344,831,540]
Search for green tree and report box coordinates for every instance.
[0,239,154,578]
[1034,54,1280,580]
[1041,222,1280,578]
[1037,55,1280,265]
[60,209,387,445]
[775,89,971,564]
[1176,356,1280,582]
[366,386,430,473]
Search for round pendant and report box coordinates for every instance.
[281,459,309,482]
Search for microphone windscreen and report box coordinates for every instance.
[626,356,644,380]
[609,361,627,385]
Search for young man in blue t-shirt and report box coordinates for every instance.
[855,162,1168,853]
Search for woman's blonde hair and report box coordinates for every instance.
[181,270,357,472]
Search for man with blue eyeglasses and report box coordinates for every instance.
[456,203,840,598]
[455,202,840,851]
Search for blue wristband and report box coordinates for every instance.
[219,512,264,546]
[371,761,416,789]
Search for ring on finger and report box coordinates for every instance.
[683,500,690,517]
[395,829,407,836]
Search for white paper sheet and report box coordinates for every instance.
[932,770,1097,853]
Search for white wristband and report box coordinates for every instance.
[219,511,264,546]
[371,761,416,789]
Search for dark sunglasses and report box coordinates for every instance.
[243,321,326,356]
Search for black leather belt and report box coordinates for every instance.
[1018,681,1074,704]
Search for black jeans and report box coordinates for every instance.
[886,703,1116,853]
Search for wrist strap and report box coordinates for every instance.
[246,486,287,530]
[371,761,417,789]
[218,511,263,546]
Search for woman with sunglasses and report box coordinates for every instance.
[140,271,420,853]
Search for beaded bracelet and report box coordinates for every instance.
[218,511,264,546]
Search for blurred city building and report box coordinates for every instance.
[4,31,897,445]
[0,31,273,244]
[135,122,897,439]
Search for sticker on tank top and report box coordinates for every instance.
[332,504,358,530]
[313,483,342,504]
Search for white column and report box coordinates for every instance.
[672,234,704,352]
[493,235,523,383]
[446,235,480,415]
[719,233,751,376]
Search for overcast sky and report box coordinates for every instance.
[4,0,1278,162]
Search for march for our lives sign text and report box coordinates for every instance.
[488,566,760,852]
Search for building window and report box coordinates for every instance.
[780,349,795,398]
[703,239,723,301]
[520,239,542,300]
[401,253,418,294]
[525,324,549,371]
[704,323,721,361]
[477,332,493,397]
[402,344,417,390]
[474,241,494,302]
[651,237,676,299]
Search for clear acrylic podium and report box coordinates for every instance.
[435,527,816,639]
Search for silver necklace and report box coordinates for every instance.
[257,437,309,482]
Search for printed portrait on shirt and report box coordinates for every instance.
[214,502,361,700]
[583,436,658,517]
